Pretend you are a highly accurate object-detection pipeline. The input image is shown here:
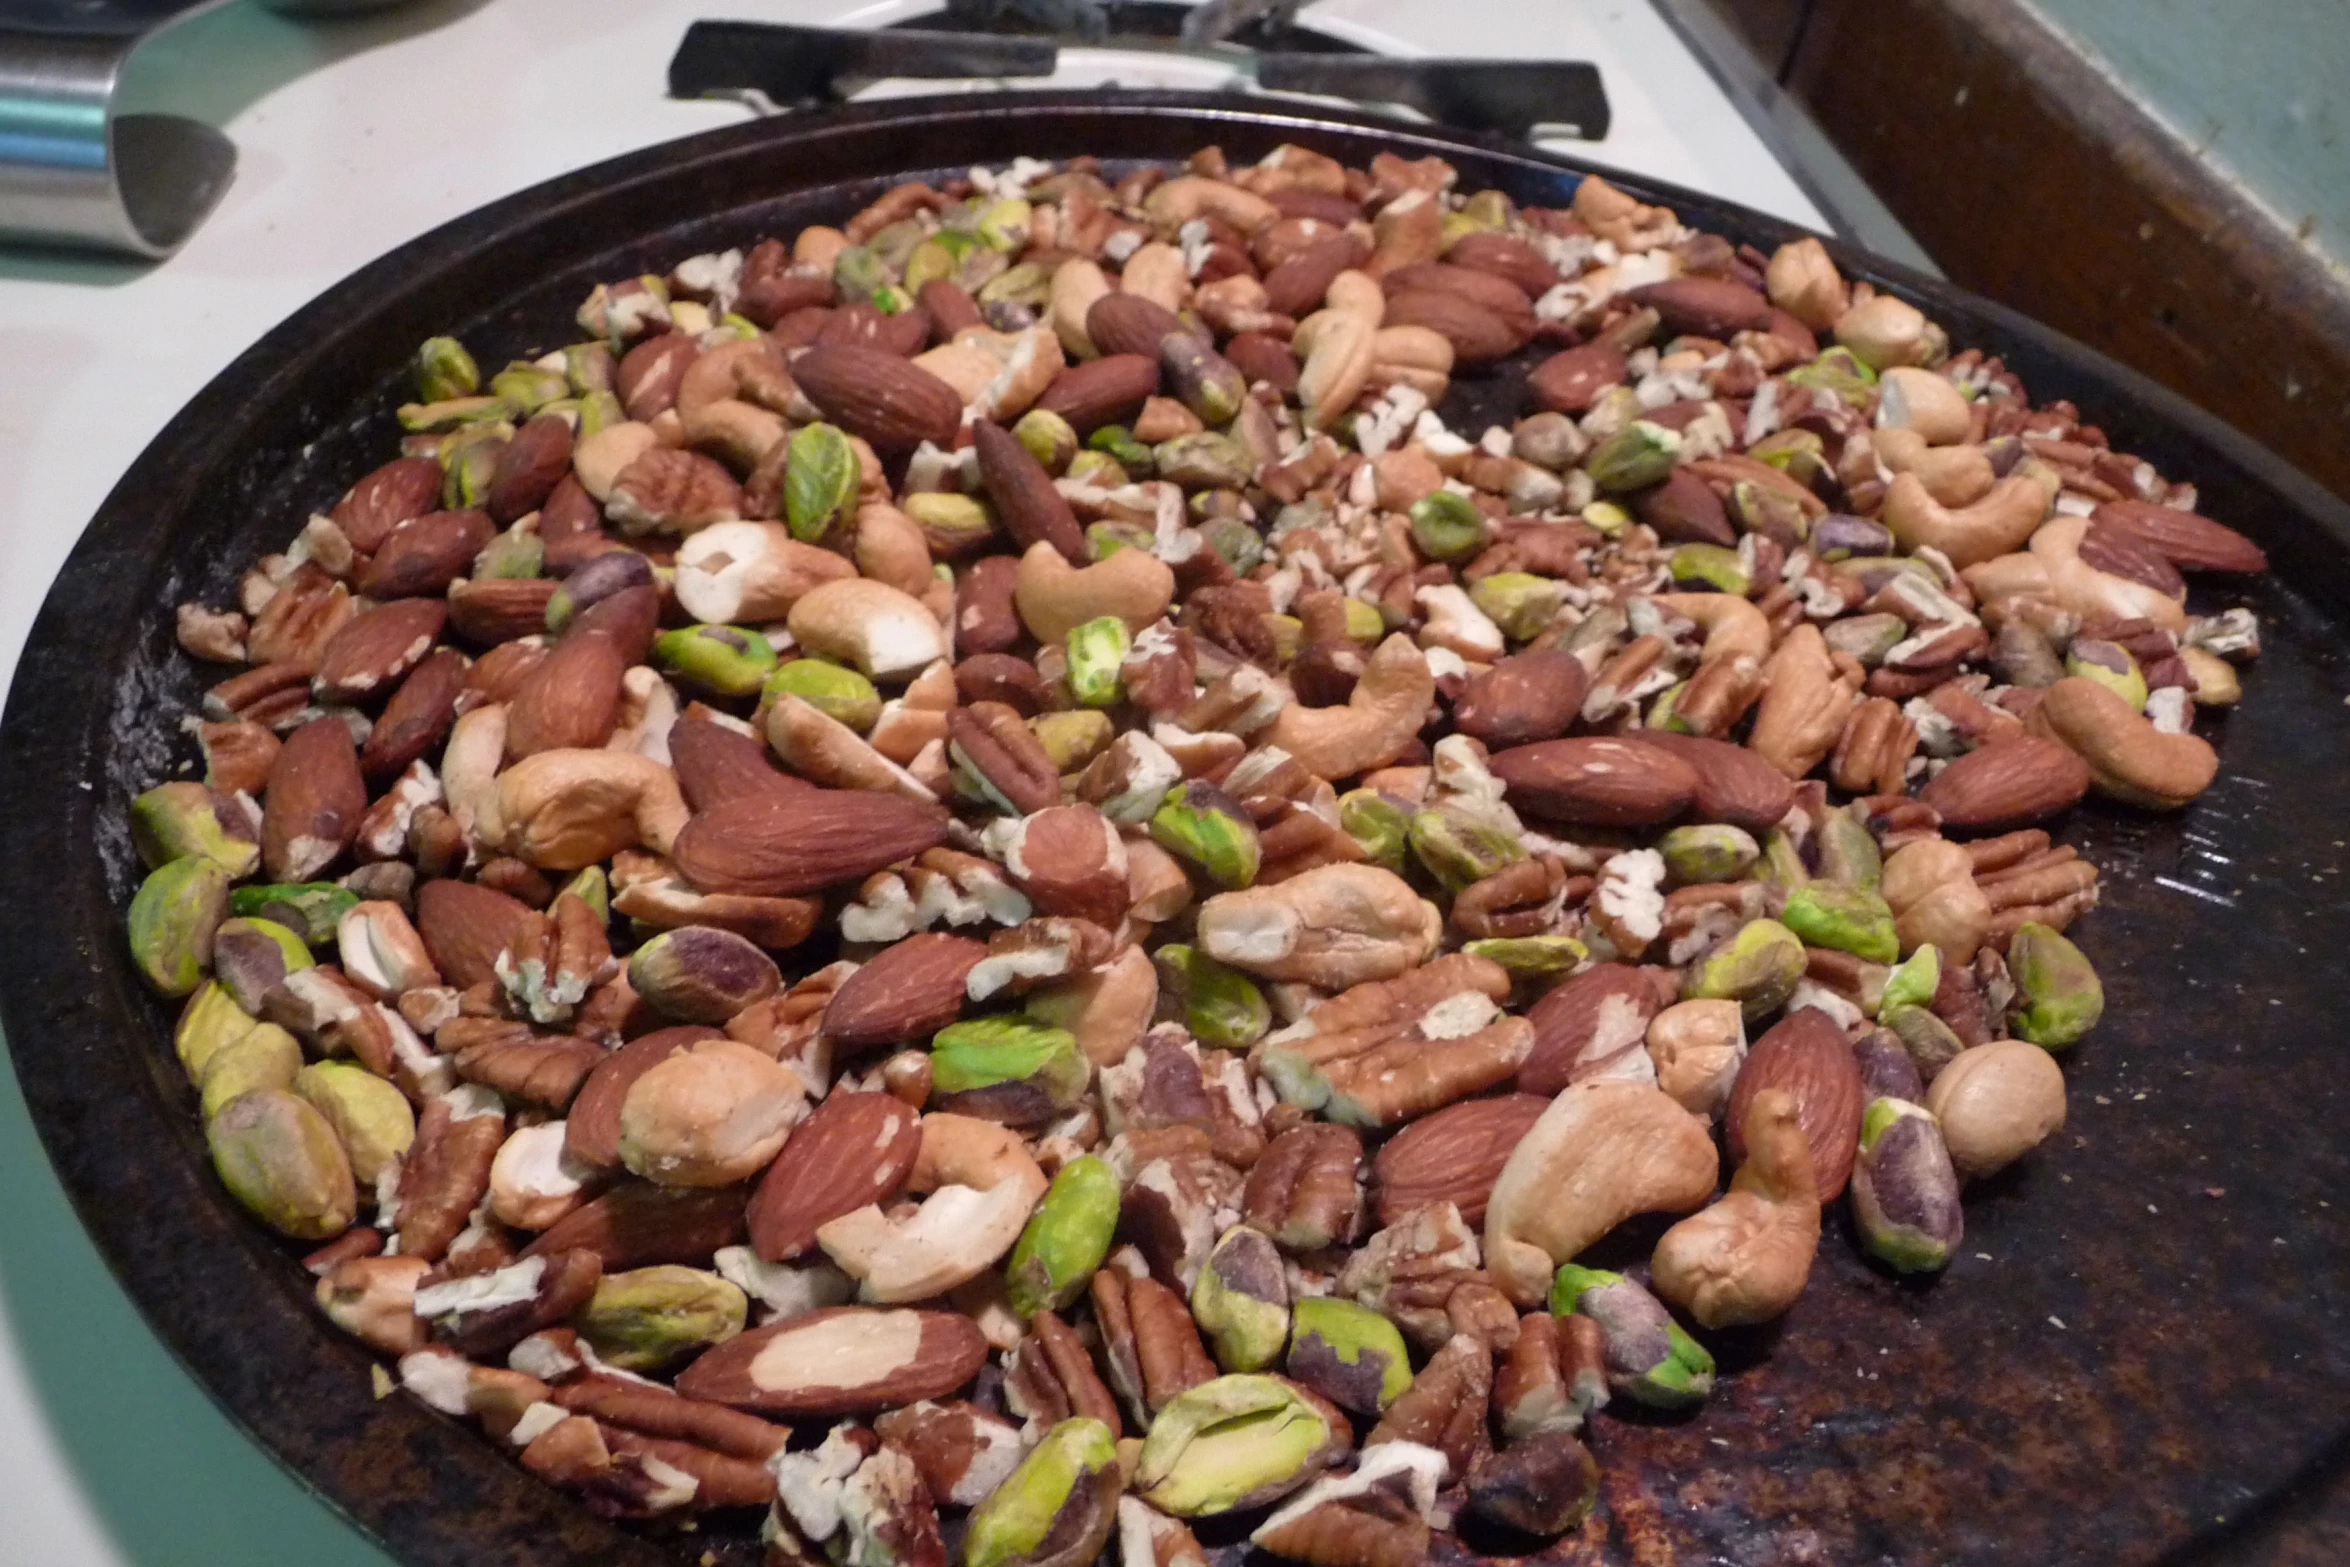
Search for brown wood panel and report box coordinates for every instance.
[1787,0,2350,503]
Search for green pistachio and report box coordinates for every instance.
[1337,790,1410,873]
[414,335,480,402]
[1460,189,1514,229]
[1680,917,1806,1021]
[129,857,232,997]
[1823,612,1909,667]
[207,1088,357,1241]
[979,260,1052,308]
[904,491,1000,557]
[1150,782,1262,890]
[1882,1003,1966,1081]
[762,658,881,733]
[1879,943,1940,1018]
[572,389,623,438]
[1154,433,1252,491]
[1029,710,1113,774]
[1284,1296,1411,1414]
[1469,572,1565,642]
[563,341,615,396]
[1779,883,1899,963]
[784,421,861,544]
[1580,499,1632,536]
[1408,489,1489,563]
[211,915,315,1015]
[963,1418,1120,1567]
[902,238,956,293]
[869,283,915,315]
[1014,407,1079,473]
[559,865,610,922]
[292,1060,416,1185]
[1548,1264,1714,1409]
[476,527,545,581]
[1192,1226,1291,1373]
[1668,543,1749,595]
[438,422,510,508]
[1086,520,1155,560]
[930,1017,1090,1124]
[572,1265,748,1371]
[1064,617,1131,709]
[1162,336,1246,425]
[175,982,263,1085]
[977,197,1034,251]
[197,1023,304,1119]
[1264,614,1303,667]
[490,362,568,414]
[396,395,507,435]
[1188,517,1259,579]
[832,244,891,305]
[130,783,259,877]
[1461,934,1589,978]
[1154,945,1270,1050]
[1134,1375,1337,1517]
[2005,922,2104,1049]
[627,926,783,1027]
[1786,346,1878,405]
[1583,420,1682,493]
[1409,807,1527,892]
[1006,1156,1121,1317]
[1336,598,1386,643]
[1815,809,1883,890]
[653,624,779,698]
[1851,1097,1963,1273]
[1656,824,1760,885]
[1066,450,1130,488]
[1726,480,1810,545]
[2065,639,2148,712]
[1748,426,1827,485]
[1756,828,1810,892]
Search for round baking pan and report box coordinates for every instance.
[3,91,2347,1567]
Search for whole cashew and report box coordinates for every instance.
[441,702,509,852]
[852,501,936,600]
[818,1112,1049,1303]
[1142,175,1278,235]
[1882,837,1992,960]
[2026,676,2218,809]
[1653,592,1771,665]
[1012,539,1177,645]
[1263,633,1434,780]
[674,521,856,625]
[1482,1078,1720,1306]
[789,578,949,681]
[1649,1087,1821,1328]
[1119,242,1192,313]
[1834,292,1935,371]
[1874,429,1994,509]
[764,694,937,804]
[1875,367,1972,446]
[2029,515,2188,633]
[487,748,689,869]
[1764,236,1848,332]
[1050,258,1113,362]
[1879,464,2057,568]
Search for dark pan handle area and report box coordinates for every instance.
[3,91,2347,1567]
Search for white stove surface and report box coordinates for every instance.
[0,2,1821,1560]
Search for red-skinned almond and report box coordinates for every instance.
[1725,1008,1863,1199]
[675,1306,988,1416]
[670,790,951,898]
[746,1092,922,1260]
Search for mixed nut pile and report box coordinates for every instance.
[130,142,2270,1559]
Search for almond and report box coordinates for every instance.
[1635,467,1735,547]
[448,577,559,646]
[790,343,962,451]
[1371,1093,1549,1226]
[359,509,494,600]
[1451,651,1587,746]
[1917,735,2092,831]
[1225,331,1300,394]
[2091,498,2267,574]
[522,1181,749,1270]
[1035,354,1159,433]
[333,455,445,554]
[973,419,1087,564]
[1489,737,1697,827]
[564,1025,723,1170]
[1383,261,1537,329]
[668,716,809,813]
[1724,1008,1863,1199]
[360,647,467,779]
[1443,232,1560,298]
[1004,804,1129,927]
[415,877,540,990]
[1518,963,1662,1096]
[1262,232,1368,318]
[819,300,933,358]
[1379,289,1522,365]
[486,413,575,524]
[261,715,368,882]
[822,934,989,1055]
[1527,341,1628,414]
[503,631,626,761]
[745,1092,923,1260]
[1086,293,1186,359]
[676,1306,988,1416]
[2076,519,2185,596]
[1624,276,1774,339]
[312,598,449,704]
[669,789,951,898]
[1626,732,1797,834]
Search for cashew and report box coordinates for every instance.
[819,1112,1049,1303]
[1295,310,1376,430]
[1649,1087,1820,1328]
[619,1038,806,1187]
[1119,242,1192,312]
[1747,625,1856,780]
[441,702,509,852]
[1142,175,1277,235]
[1013,539,1177,645]
[918,325,1064,422]
[1879,465,2056,569]
[1050,259,1113,361]
[1324,269,1385,323]
[1834,292,1934,371]
[1646,998,1747,1120]
[794,225,848,271]
[1653,592,1770,666]
[1024,946,1159,1067]
[2029,514,2187,632]
[1924,1041,2066,1180]
[853,501,936,600]
[1414,585,1504,661]
[675,337,792,420]
[764,693,937,803]
[1573,175,1677,253]
[1873,429,1994,509]
[1874,367,1972,446]
[788,577,948,681]
[488,1121,590,1230]
[1764,236,1847,332]
[1367,188,1443,276]
[1195,862,1440,990]
[673,521,855,624]
[1882,837,1992,961]
[573,421,660,502]
[2026,676,2217,809]
[1263,633,1434,781]
[486,748,689,870]
[1482,1078,1719,1306]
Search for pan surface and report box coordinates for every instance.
[3,91,2348,1567]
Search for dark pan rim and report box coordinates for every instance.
[3,88,2346,1567]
